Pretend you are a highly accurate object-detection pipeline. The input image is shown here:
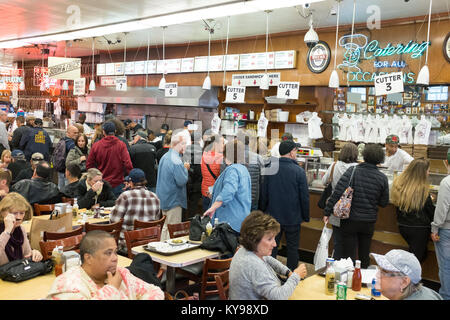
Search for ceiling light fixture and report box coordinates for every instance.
[89,37,96,91]
[146,30,150,88]
[260,10,271,90]
[202,22,213,90]
[328,0,341,89]
[62,41,69,91]
[158,26,167,90]
[417,0,432,86]
[304,12,319,47]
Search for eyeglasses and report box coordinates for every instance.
[10,211,26,216]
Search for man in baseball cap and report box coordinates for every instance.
[371,249,442,300]
[279,140,301,157]
[383,134,413,172]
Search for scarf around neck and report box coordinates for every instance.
[0,222,24,262]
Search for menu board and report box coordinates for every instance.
[157,59,181,74]
[274,50,297,69]
[146,60,157,74]
[124,62,135,75]
[181,58,195,73]
[194,56,208,72]
[96,64,106,76]
[223,54,240,71]
[134,61,146,74]
[105,63,115,76]
[114,63,124,75]
[239,52,274,70]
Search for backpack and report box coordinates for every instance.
[52,138,66,172]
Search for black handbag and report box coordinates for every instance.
[126,253,162,289]
[189,215,211,241]
[200,223,239,254]
[317,162,336,209]
[0,258,54,282]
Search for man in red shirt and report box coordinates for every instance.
[86,121,133,197]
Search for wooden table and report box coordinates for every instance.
[22,215,110,234]
[289,274,387,300]
[0,255,131,300]
[132,236,221,294]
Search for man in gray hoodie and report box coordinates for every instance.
[431,148,450,300]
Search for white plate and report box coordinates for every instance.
[167,239,187,246]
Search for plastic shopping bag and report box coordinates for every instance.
[313,226,333,271]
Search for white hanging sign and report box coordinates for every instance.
[165,82,178,97]
[277,81,300,100]
[225,86,246,103]
[115,76,127,91]
[73,78,86,95]
[374,72,404,96]
[231,72,280,87]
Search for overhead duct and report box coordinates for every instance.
[85,86,219,108]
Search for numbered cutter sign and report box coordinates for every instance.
[374,72,404,96]
[165,82,178,97]
[277,81,299,100]
[225,86,246,103]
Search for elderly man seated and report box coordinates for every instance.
[46,230,164,300]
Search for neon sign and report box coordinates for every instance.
[364,40,430,60]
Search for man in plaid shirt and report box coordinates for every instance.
[110,168,161,252]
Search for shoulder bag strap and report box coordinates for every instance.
[328,162,337,184]
[206,163,218,180]
[348,166,356,187]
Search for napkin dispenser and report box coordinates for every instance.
[63,251,81,272]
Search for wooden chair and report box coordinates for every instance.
[133,215,166,231]
[200,257,232,300]
[214,270,230,300]
[39,234,84,260]
[167,221,190,239]
[33,204,55,216]
[43,226,84,241]
[85,219,123,244]
[123,226,161,259]
[61,197,74,205]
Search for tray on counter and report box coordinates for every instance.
[143,241,201,256]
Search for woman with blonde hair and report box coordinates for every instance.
[390,158,435,262]
[0,150,11,169]
[0,192,43,266]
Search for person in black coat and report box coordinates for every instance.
[75,168,117,209]
[10,116,27,150]
[182,133,203,221]
[129,131,157,192]
[60,163,81,199]
[324,144,389,268]
[11,152,43,185]
[7,149,31,183]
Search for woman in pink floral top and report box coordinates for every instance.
[47,230,164,300]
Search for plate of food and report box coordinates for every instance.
[167,238,187,246]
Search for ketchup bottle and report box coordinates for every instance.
[352,260,362,291]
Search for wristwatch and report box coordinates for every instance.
[285,269,291,277]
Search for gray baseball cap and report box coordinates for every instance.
[370,249,422,284]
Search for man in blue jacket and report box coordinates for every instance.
[156,132,189,241]
[19,118,53,162]
[261,140,310,271]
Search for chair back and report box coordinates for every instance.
[124,226,161,259]
[39,234,84,260]
[200,257,232,300]
[134,215,166,230]
[214,270,230,300]
[85,219,123,243]
[33,204,55,216]
[167,221,190,239]
[61,197,74,205]
[44,226,83,241]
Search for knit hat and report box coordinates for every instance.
[102,122,116,135]
[184,120,193,127]
[279,140,301,156]
[161,123,169,131]
[386,134,400,144]
[371,249,422,284]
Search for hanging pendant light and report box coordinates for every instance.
[158,26,167,90]
[304,13,319,47]
[19,57,25,91]
[89,37,96,91]
[202,25,212,90]
[260,10,270,90]
[329,0,341,88]
[417,0,432,86]
[62,41,69,91]
[146,30,150,88]
[222,16,230,90]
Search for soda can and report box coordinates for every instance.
[336,282,347,300]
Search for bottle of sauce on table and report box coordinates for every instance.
[53,246,65,277]
[206,221,213,236]
[325,258,336,295]
[352,260,362,291]
[72,198,79,218]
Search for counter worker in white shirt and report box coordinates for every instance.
[180,120,193,146]
[270,132,294,158]
[383,134,413,172]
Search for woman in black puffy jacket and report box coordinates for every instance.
[324,144,389,268]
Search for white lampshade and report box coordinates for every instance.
[89,79,96,91]
[202,75,211,90]
[62,80,69,90]
[416,65,429,86]
[259,73,269,90]
[158,76,166,90]
[304,25,319,47]
[328,69,339,88]
[19,81,25,91]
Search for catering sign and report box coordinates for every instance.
[48,57,81,80]
[225,86,246,103]
[231,72,280,87]
[374,72,404,96]
[306,41,330,73]
[277,82,300,100]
